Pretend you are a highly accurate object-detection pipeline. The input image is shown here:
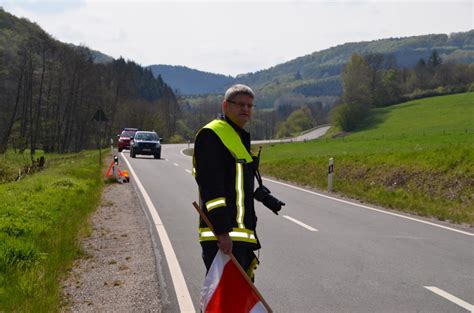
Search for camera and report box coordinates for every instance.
[254,185,285,215]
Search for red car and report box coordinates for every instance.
[117,128,138,152]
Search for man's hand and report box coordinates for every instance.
[216,233,233,255]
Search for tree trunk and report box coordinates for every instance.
[0,63,25,154]
[31,47,47,158]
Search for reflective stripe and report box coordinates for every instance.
[199,228,257,244]
[192,154,196,176]
[200,231,256,240]
[235,163,245,229]
[246,255,259,280]
[206,197,226,212]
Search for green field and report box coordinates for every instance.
[0,151,104,312]
[259,92,474,225]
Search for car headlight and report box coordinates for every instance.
[156,143,161,147]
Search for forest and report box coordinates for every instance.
[333,51,474,131]
[0,9,178,158]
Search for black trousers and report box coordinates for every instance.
[202,245,257,279]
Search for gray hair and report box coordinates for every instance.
[224,84,255,101]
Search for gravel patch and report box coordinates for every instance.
[61,180,161,312]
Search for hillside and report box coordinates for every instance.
[147,64,234,95]
[66,43,114,64]
[0,7,48,54]
[0,9,114,64]
[240,31,474,106]
[0,8,178,153]
[150,31,474,108]
[259,92,474,224]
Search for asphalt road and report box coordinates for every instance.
[252,125,331,145]
[121,144,473,313]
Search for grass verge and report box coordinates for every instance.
[0,150,104,312]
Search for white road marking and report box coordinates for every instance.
[263,177,474,237]
[173,163,179,167]
[283,215,318,232]
[424,286,474,312]
[180,147,192,157]
[121,153,195,312]
[185,169,192,174]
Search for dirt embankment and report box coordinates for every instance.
[61,179,161,312]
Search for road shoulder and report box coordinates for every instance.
[61,179,161,312]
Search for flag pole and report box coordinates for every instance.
[192,201,273,313]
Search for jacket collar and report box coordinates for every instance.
[223,114,248,137]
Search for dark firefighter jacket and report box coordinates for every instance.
[193,116,260,250]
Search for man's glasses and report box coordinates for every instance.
[226,99,255,109]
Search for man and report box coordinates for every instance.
[193,84,260,279]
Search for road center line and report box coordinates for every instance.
[283,215,318,232]
[263,177,474,237]
[185,169,192,174]
[424,286,474,312]
[173,163,179,166]
[121,153,195,312]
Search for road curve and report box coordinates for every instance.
[253,125,331,145]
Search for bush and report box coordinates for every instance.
[0,162,16,184]
[167,134,185,143]
[331,103,370,131]
[275,106,315,138]
[405,85,468,101]
[468,82,474,92]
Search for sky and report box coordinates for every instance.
[1,0,473,76]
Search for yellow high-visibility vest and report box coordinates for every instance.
[193,119,253,176]
[194,119,257,245]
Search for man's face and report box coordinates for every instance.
[223,94,254,128]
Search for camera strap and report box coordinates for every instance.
[255,168,263,187]
[254,146,264,187]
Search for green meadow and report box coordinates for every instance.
[259,92,474,225]
[0,151,104,312]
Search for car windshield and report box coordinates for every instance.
[121,131,136,137]
[135,133,158,141]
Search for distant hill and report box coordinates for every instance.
[89,48,114,64]
[65,43,114,64]
[147,64,234,95]
[237,31,474,106]
[147,31,474,108]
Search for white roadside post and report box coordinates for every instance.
[110,138,114,153]
[328,157,334,192]
[112,155,122,184]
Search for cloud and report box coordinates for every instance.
[2,0,86,14]
[2,1,472,75]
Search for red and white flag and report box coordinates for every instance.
[201,250,268,313]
